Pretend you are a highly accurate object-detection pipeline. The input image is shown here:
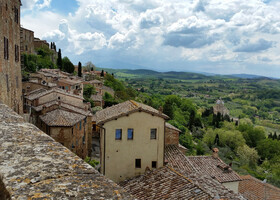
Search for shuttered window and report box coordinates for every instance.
[15,44,19,62]
[4,37,9,60]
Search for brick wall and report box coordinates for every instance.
[165,127,179,145]
[0,0,23,114]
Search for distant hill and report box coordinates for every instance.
[96,67,277,80]
[228,74,270,79]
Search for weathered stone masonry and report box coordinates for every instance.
[0,0,23,114]
[0,103,133,199]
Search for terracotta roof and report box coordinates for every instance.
[239,175,280,200]
[187,173,246,200]
[58,78,82,85]
[33,101,92,116]
[165,145,245,199]
[94,100,169,125]
[91,94,103,101]
[165,123,182,132]
[25,88,84,101]
[165,145,194,173]
[120,166,211,200]
[40,109,85,127]
[165,145,242,183]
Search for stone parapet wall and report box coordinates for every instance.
[0,103,133,199]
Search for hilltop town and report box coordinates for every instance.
[1,1,280,200]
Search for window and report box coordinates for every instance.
[152,161,157,168]
[82,136,85,144]
[127,128,133,140]
[115,129,122,140]
[14,6,19,23]
[79,121,82,130]
[15,44,19,62]
[150,128,157,139]
[4,37,9,60]
[135,159,141,168]
[65,86,68,90]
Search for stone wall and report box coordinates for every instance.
[165,127,179,146]
[0,102,133,199]
[20,27,34,54]
[0,0,23,114]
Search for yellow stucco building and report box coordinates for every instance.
[94,100,169,182]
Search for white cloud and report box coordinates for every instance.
[21,0,52,11]
[21,0,280,77]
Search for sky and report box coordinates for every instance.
[21,0,280,78]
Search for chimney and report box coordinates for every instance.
[42,105,47,115]
[212,148,219,159]
[158,106,163,114]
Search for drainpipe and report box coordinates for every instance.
[98,125,106,175]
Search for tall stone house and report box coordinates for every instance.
[213,98,229,117]
[0,0,23,114]
[23,88,92,158]
[20,27,34,55]
[93,100,169,182]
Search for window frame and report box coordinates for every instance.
[150,128,157,139]
[115,129,122,140]
[127,128,134,140]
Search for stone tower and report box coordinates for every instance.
[0,0,23,114]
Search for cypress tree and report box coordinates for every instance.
[57,49,62,70]
[78,62,82,77]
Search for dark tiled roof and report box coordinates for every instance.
[0,103,133,199]
[94,100,169,125]
[40,109,85,126]
[239,175,280,200]
[120,166,211,200]
[165,145,242,183]
[165,122,182,132]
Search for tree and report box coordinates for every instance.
[84,61,96,72]
[62,57,74,73]
[78,62,82,77]
[273,132,277,140]
[57,49,62,70]
[214,134,220,146]
[101,70,104,77]
[256,139,280,160]
[237,145,259,167]
[179,132,194,152]
[83,84,95,99]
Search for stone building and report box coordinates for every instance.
[0,0,23,114]
[39,108,91,159]
[93,100,169,182]
[58,78,83,96]
[34,37,49,49]
[213,98,229,117]
[23,88,93,158]
[20,27,34,55]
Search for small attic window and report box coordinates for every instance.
[58,96,60,100]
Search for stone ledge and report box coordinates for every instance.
[0,103,133,199]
